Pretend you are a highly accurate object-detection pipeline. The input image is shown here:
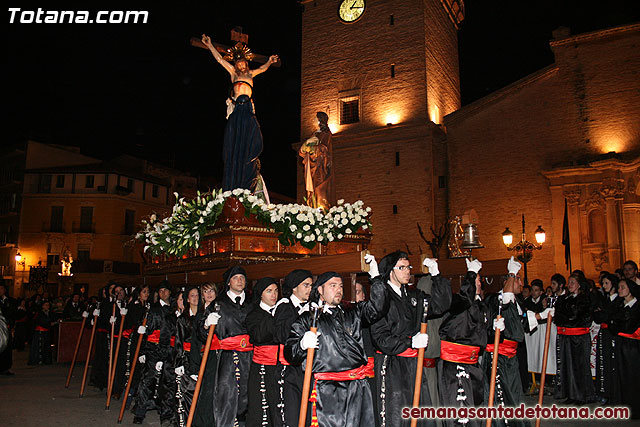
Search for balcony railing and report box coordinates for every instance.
[42,222,65,233]
[72,222,96,233]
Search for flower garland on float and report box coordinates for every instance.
[136,188,372,257]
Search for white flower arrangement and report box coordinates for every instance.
[137,190,372,257]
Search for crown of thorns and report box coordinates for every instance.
[223,42,255,63]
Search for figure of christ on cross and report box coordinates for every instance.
[201,33,278,118]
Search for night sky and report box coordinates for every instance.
[7,1,640,197]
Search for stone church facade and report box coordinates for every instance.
[296,0,639,280]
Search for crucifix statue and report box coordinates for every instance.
[191,27,280,118]
[191,27,278,197]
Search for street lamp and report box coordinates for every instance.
[15,251,25,268]
[501,214,545,285]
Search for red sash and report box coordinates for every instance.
[219,334,253,352]
[147,330,161,343]
[183,342,191,352]
[35,325,49,332]
[440,341,480,364]
[147,331,175,346]
[97,328,109,334]
[122,329,133,339]
[618,327,640,341]
[253,345,279,365]
[314,363,369,381]
[364,357,375,378]
[600,323,608,329]
[200,335,221,352]
[486,339,518,358]
[278,344,290,366]
[557,327,590,336]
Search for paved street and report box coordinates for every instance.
[1,348,638,427]
[0,349,161,426]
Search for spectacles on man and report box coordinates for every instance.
[393,266,412,271]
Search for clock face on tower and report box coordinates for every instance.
[338,0,366,23]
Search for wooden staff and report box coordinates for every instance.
[486,294,504,427]
[106,307,126,409]
[298,304,320,427]
[104,303,117,407]
[80,309,99,397]
[117,315,148,423]
[410,299,430,427]
[535,305,555,427]
[186,303,220,427]
[65,314,87,388]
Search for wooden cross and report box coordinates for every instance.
[190,26,281,67]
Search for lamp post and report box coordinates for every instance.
[501,214,545,285]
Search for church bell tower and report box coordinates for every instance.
[298,0,465,255]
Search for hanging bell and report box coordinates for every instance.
[460,223,484,249]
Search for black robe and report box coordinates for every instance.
[206,293,254,426]
[438,283,489,427]
[222,94,263,191]
[592,294,620,403]
[246,303,282,427]
[192,305,218,427]
[553,292,595,402]
[133,301,176,423]
[275,297,308,427]
[173,309,202,427]
[608,298,640,419]
[13,306,29,351]
[286,277,389,427]
[113,300,147,398]
[370,275,452,427]
[63,300,85,321]
[28,309,53,365]
[482,293,531,427]
[91,299,116,390]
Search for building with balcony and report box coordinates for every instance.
[2,141,196,297]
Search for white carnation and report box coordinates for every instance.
[303,224,310,231]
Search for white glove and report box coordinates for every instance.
[364,254,379,278]
[120,308,128,316]
[175,366,185,376]
[423,258,439,276]
[507,256,522,275]
[204,312,221,328]
[82,311,89,318]
[90,319,94,326]
[93,309,100,317]
[137,325,147,334]
[539,307,555,319]
[300,331,320,350]
[155,361,163,371]
[465,258,482,274]
[493,317,506,332]
[411,332,429,349]
[190,374,198,381]
[109,316,117,324]
[138,355,146,364]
